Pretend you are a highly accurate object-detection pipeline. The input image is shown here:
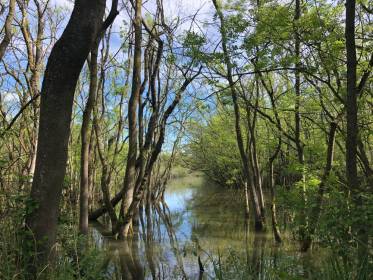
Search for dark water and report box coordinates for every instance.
[90,176,328,279]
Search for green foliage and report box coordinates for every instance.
[185,108,242,188]
[0,191,110,280]
[209,247,372,280]
[53,228,110,280]
[182,31,207,63]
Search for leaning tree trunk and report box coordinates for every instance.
[212,0,264,231]
[119,68,201,237]
[24,0,118,275]
[301,121,337,251]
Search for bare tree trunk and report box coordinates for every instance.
[345,0,358,196]
[253,147,265,219]
[89,29,130,222]
[345,0,367,263]
[89,187,124,220]
[118,0,143,238]
[119,70,200,236]
[294,0,308,243]
[88,133,95,212]
[0,0,16,60]
[243,181,250,218]
[94,118,119,231]
[248,94,265,222]
[269,135,282,243]
[16,0,45,182]
[24,0,116,274]
[79,38,100,235]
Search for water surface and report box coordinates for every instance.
[91,175,327,279]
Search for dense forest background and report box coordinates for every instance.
[0,0,371,279]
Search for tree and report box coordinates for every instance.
[212,0,265,230]
[345,0,369,264]
[345,0,358,196]
[118,0,143,238]
[24,0,118,273]
[79,38,100,235]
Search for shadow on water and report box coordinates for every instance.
[90,176,329,279]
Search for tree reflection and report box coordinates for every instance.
[90,183,322,279]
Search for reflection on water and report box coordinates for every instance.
[90,177,327,279]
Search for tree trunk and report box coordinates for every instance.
[79,38,100,235]
[269,135,282,243]
[294,0,308,243]
[89,29,130,223]
[0,0,16,60]
[89,187,124,220]
[119,70,200,236]
[24,0,107,273]
[243,181,250,218]
[301,122,337,251]
[269,160,282,243]
[94,117,119,231]
[118,0,143,238]
[345,0,367,263]
[212,0,264,231]
[345,0,358,194]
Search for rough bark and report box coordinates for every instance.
[24,0,108,273]
[345,0,367,262]
[345,0,358,194]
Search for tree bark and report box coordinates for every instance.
[345,0,367,263]
[24,0,108,273]
[345,0,358,194]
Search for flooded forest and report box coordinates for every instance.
[0,0,372,279]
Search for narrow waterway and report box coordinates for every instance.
[91,173,328,279]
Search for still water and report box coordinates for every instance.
[91,175,327,279]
